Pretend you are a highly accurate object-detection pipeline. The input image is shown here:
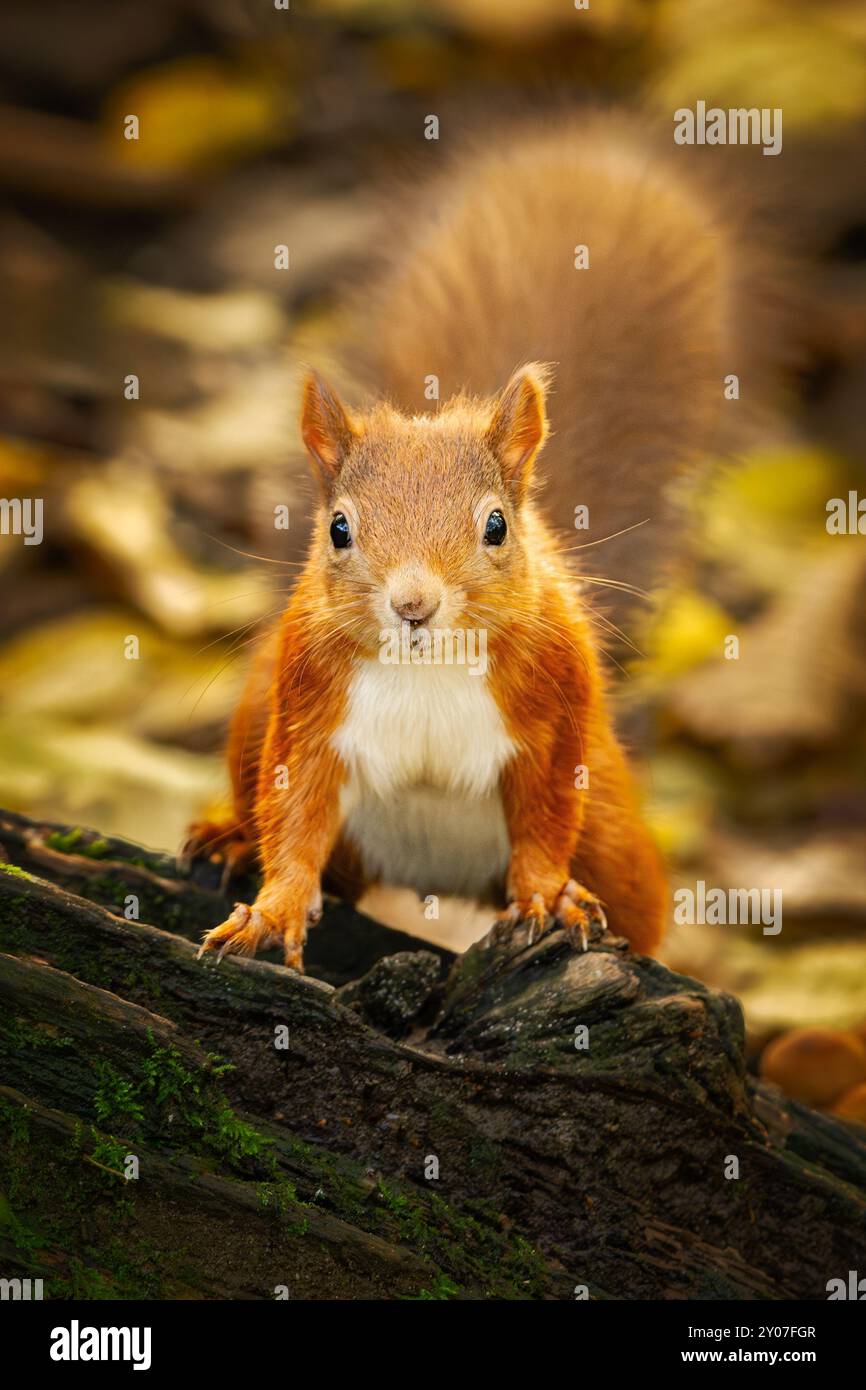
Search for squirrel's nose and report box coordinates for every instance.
[391,593,440,625]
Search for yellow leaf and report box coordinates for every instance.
[651,3,866,130]
[103,58,291,173]
[639,589,732,679]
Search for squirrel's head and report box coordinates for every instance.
[300,363,551,653]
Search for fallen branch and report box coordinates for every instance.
[0,809,864,1300]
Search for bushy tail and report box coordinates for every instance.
[350,109,795,635]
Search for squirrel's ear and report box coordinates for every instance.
[486,363,551,501]
[300,371,357,487]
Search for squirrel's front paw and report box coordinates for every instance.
[197,902,281,963]
[492,880,606,952]
[551,879,607,951]
[197,887,322,971]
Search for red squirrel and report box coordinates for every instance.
[186,113,783,969]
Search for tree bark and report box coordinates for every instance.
[0,808,864,1300]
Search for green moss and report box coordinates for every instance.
[0,1102,44,1257]
[410,1273,462,1300]
[0,863,34,880]
[89,1132,131,1175]
[0,1016,74,1053]
[0,1096,168,1298]
[257,1177,298,1209]
[0,889,114,986]
[468,1136,508,1181]
[0,973,565,1300]
[127,853,178,874]
[63,1261,125,1299]
[1,1076,567,1300]
[0,902,27,953]
[257,1179,309,1234]
[0,1098,30,1141]
[0,1096,32,1202]
[43,829,112,861]
[4,1207,43,1258]
[81,839,111,860]
[122,966,164,1000]
[59,1231,167,1301]
[371,1179,554,1299]
[85,873,128,907]
[45,828,85,854]
[73,870,216,940]
[92,1061,146,1131]
[264,1129,561,1298]
[276,1135,370,1225]
[139,1036,272,1169]
[83,1033,275,1178]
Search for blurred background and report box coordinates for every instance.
[1,0,866,1101]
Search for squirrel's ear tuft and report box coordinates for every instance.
[300,371,356,486]
[486,363,551,501]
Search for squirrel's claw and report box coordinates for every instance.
[489,880,606,953]
[554,879,607,951]
[524,893,548,944]
[198,902,275,962]
[489,891,548,948]
[198,896,312,972]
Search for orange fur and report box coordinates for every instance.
[188,113,794,968]
[193,365,666,967]
[353,111,793,624]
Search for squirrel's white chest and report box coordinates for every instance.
[332,659,515,898]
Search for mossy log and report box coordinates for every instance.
[0,808,864,1301]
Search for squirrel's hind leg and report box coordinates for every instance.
[181,628,275,883]
[180,814,256,888]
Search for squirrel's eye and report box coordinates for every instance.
[330,512,352,549]
[483,509,507,546]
